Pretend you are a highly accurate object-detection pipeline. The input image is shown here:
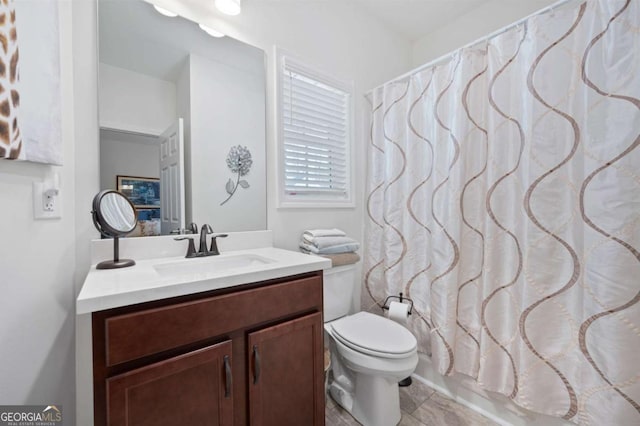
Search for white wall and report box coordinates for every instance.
[188,53,266,231]
[98,63,177,135]
[0,1,95,424]
[411,0,558,66]
[99,131,160,190]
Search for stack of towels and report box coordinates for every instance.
[299,229,360,267]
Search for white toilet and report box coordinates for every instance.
[323,265,419,426]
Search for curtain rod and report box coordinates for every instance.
[367,0,583,94]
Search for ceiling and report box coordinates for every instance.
[348,0,487,41]
[152,0,561,44]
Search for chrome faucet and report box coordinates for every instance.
[199,224,213,254]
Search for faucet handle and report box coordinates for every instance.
[209,234,228,256]
[174,237,197,258]
[169,228,194,235]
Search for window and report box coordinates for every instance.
[277,50,354,208]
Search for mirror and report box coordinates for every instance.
[91,190,137,269]
[98,192,137,235]
[97,0,267,237]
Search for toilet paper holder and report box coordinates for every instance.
[381,292,413,315]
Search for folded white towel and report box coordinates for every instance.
[304,234,349,244]
[303,228,346,238]
[300,241,360,254]
[303,236,358,249]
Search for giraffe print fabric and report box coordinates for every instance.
[0,0,21,160]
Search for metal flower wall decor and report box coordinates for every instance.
[221,145,253,206]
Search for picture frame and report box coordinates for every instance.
[116,175,160,208]
[136,208,161,221]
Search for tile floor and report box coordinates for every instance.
[325,379,498,426]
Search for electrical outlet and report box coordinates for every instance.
[43,188,59,212]
[33,181,62,220]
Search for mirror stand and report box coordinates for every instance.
[97,237,136,270]
[92,189,138,269]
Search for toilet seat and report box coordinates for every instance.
[330,312,416,359]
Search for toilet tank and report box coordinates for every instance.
[323,264,356,322]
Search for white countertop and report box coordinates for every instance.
[77,246,331,314]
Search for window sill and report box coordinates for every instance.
[277,200,355,209]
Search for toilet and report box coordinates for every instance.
[323,265,419,426]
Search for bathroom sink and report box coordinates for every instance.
[154,253,275,278]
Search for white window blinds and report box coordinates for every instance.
[279,55,352,206]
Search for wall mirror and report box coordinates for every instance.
[98,0,267,237]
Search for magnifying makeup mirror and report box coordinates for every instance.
[91,190,137,269]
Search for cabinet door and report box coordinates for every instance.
[107,341,234,426]
[248,312,324,426]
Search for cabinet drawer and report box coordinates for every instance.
[104,275,322,366]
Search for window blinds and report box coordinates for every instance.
[281,58,350,199]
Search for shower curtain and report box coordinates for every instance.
[363,0,639,424]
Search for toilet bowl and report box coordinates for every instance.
[325,311,418,426]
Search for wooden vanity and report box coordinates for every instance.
[77,236,331,425]
[91,271,325,426]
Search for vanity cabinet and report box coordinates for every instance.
[91,271,325,426]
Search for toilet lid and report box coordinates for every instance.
[331,312,416,357]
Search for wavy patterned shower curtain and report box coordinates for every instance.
[363,0,639,424]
